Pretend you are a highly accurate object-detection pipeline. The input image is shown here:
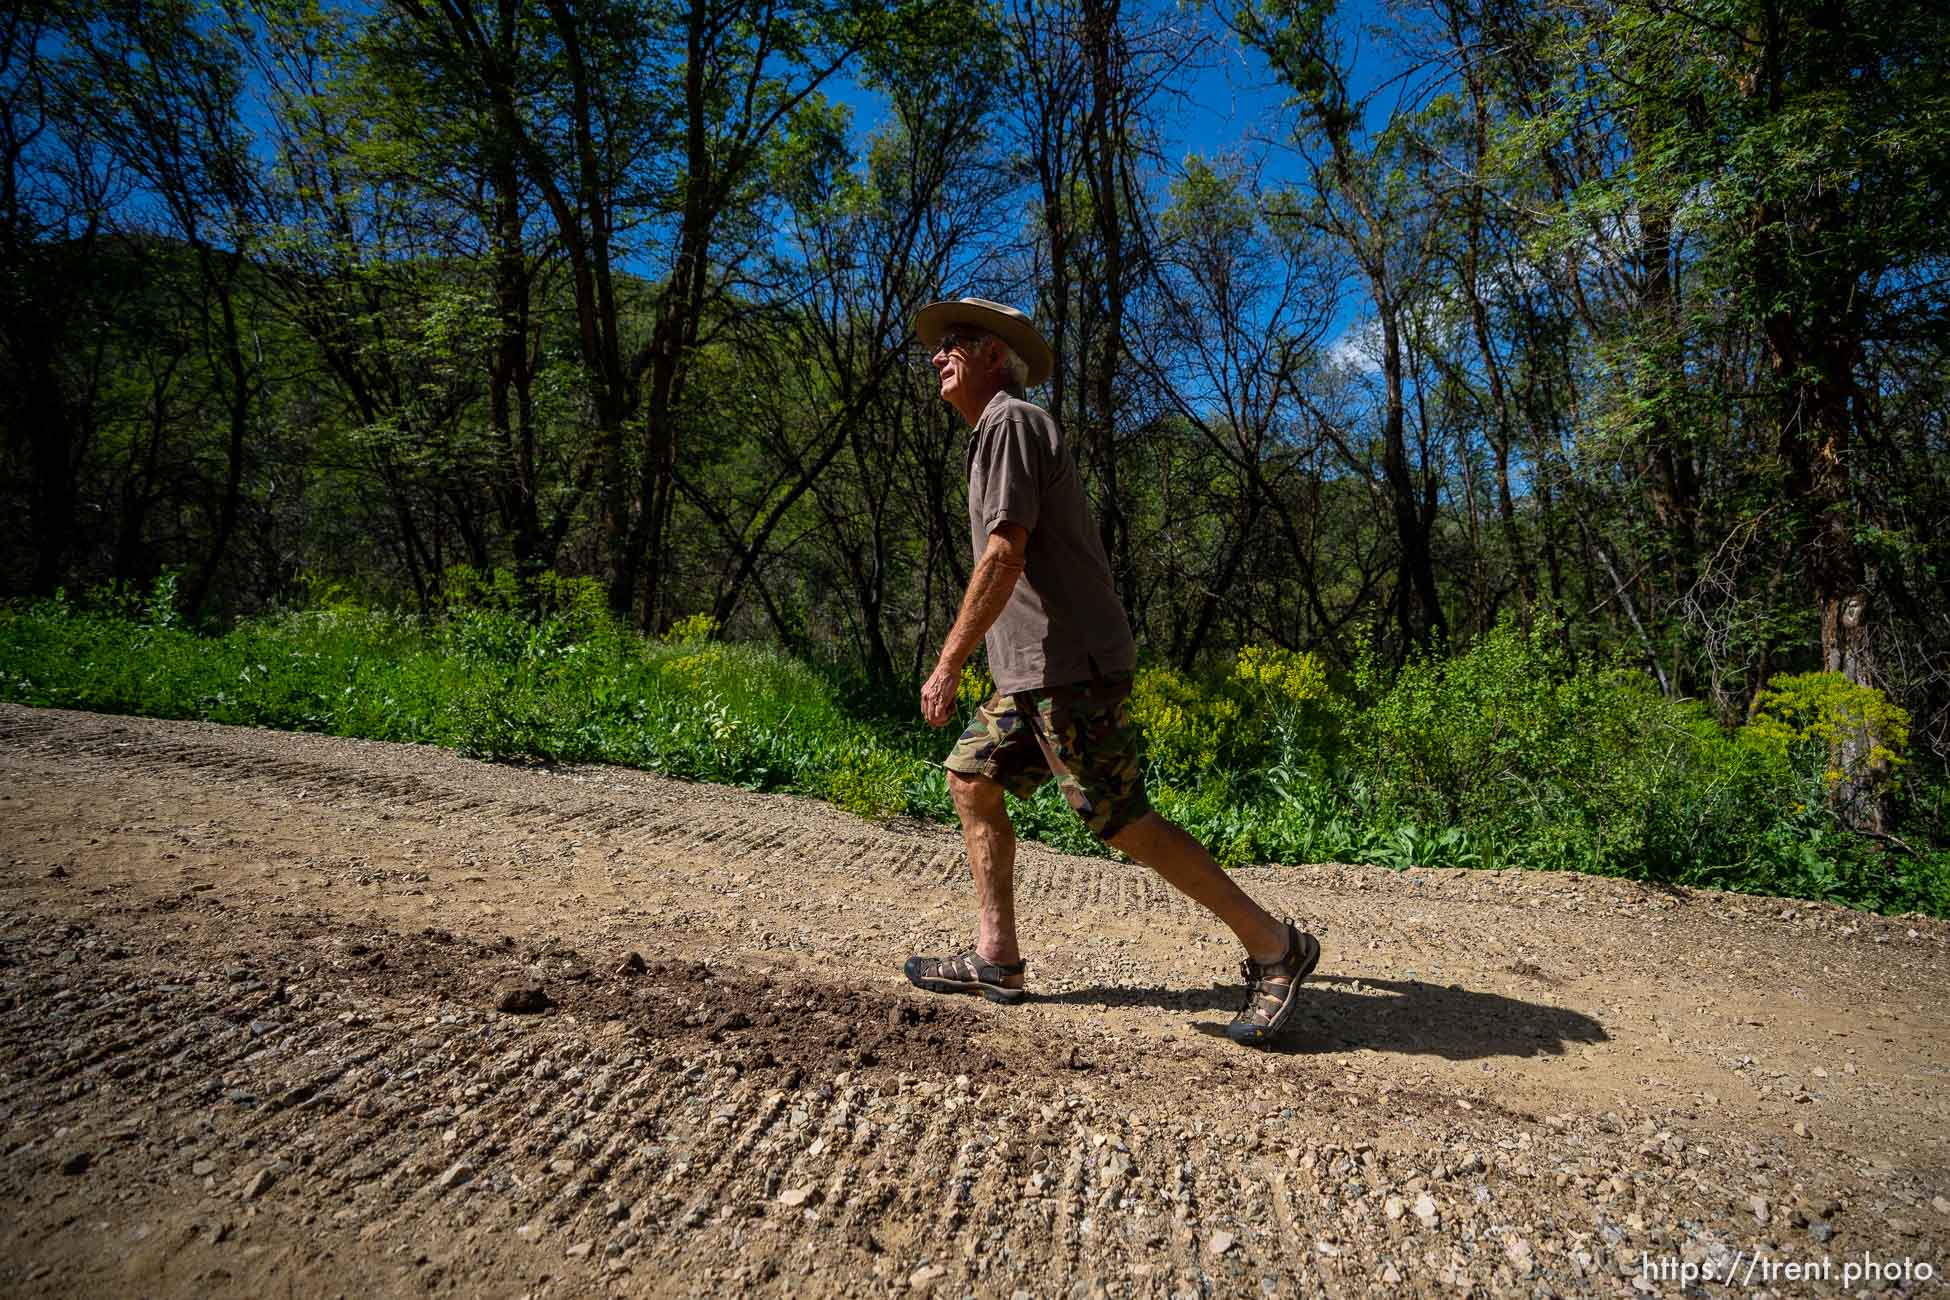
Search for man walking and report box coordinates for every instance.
[903,297,1319,1046]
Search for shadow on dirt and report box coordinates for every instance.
[1042,974,1607,1061]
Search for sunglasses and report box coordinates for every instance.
[932,330,989,357]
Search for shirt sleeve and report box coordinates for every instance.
[973,413,1043,537]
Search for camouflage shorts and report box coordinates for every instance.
[942,673,1152,841]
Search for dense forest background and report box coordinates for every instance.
[3,0,1948,861]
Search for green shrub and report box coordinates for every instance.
[824,747,921,820]
[1336,616,1796,881]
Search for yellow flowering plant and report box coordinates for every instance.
[1231,643,1331,707]
[957,662,994,710]
[1129,645,1338,786]
[1743,671,1909,791]
[662,612,720,644]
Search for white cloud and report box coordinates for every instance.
[1324,314,1383,375]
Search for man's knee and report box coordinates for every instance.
[947,770,1007,820]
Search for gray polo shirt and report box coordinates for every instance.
[966,390,1136,693]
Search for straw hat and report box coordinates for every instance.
[914,297,1053,387]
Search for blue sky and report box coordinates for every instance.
[817,0,1410,371]
[824,0,1406,195]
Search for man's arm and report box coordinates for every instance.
[921,523,1028,726]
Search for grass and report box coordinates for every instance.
[2,580,1945,919]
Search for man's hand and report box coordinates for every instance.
[922,662,961,728]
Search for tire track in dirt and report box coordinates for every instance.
[0,905,1417,1295]
[2,710,1158,959]
[5,705,1950,1297]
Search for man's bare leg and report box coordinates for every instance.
[947,772,1023,984]
[1108,811,1290,963]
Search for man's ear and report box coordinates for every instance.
[982,338,1005,379]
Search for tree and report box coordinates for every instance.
[1523,0,1950,824]
[1237,0,1453,654]
[0,0,119,596]
[266,0,587,610]
[1137,155,1360,663]
[52,0,278,620]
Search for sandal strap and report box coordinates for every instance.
[1233,924,1316,1027]
[1237,960,1288,1021]
[919,951,1025,984]
[951,951,1024,981]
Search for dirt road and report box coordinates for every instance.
[2,703,1947,1298]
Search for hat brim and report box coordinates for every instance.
[914,299,1054,388]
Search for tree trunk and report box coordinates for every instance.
[184,260,251,623]
[1080,0,1134,609]
[1377,302,1445,651]
[1750,1,1886,831]
[21,328,78,597]
[484,140,546,600]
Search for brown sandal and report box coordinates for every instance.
[1226,921,1319,1045]
[903,951,1026,1004]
